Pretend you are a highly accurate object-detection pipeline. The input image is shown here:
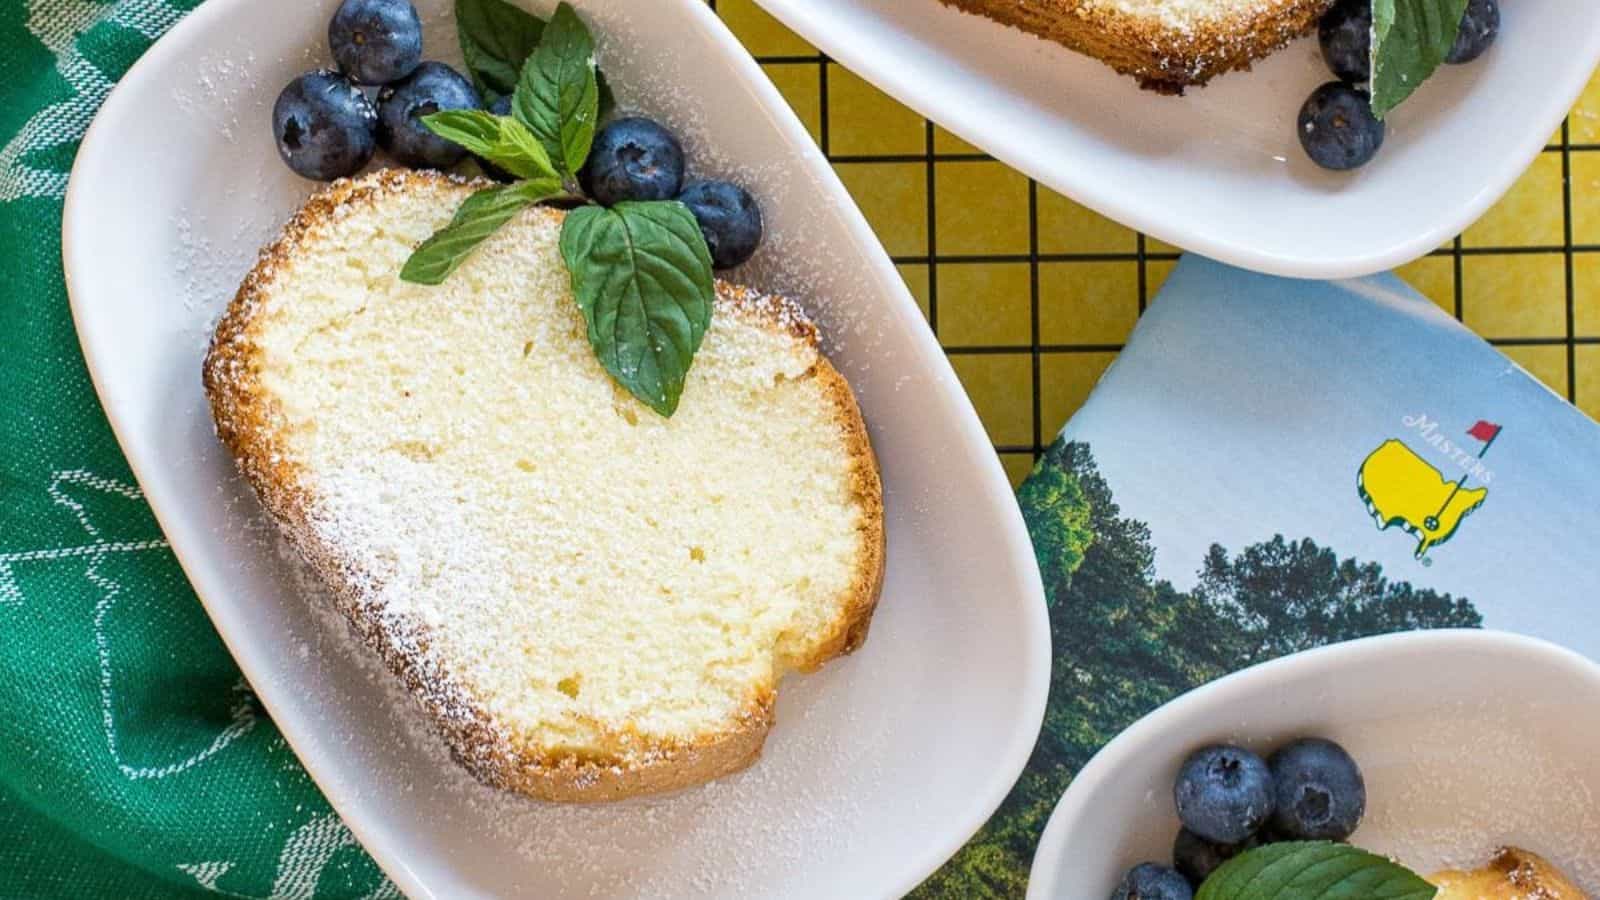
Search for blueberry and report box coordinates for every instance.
[329,0,423,85]
[1172,829,1257,888]
[677,180,764,269]
[1254,822,1299,844]
[581,117,686,206]
[1111,863,1193,900]
[1268,738,1366,841]
[377,62,482,169]
[1318,0,1371,83]
[1174,744,1274,844]
[1298,82,1385,171]
[272,70,377,181]
[1446,0,1499,64]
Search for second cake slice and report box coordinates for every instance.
[941,0,1336,91]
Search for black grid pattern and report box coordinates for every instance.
[712,0,1599,479]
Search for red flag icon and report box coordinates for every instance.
[1467,420,1501,443]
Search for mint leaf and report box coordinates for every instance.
[560,202,715,416]
[400,179,561,285]
[456,0,615,113]
[1371,0,1471,118]
[455,0,544,101]
[595,71,616,120]
[1197,842,1437,900]
[420,110,558,181]
[513,2,600,177]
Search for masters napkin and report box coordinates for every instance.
[1,1,392,896]
[914,256,1600,896]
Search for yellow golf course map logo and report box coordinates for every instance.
[1358,415,1501,561]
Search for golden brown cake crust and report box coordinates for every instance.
[939,0,1336,92]
[1429,847,1589,900]
[202,170,886,803]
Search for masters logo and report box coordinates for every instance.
[1358,415,1501,561]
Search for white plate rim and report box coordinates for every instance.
[60,1,1053,895]
[1024,628,1600,900]
[750,0,1600,280]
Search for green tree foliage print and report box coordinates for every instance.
[912,438,1482,898]
[1017,451,1093,602]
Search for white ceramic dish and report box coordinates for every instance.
[1027,630,1600,899]
[754,0,1600,279]
[62,1,1051,896]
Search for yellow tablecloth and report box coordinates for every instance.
[714,0,1600,485]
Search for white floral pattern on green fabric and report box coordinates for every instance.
[0,0,182,202]
[178,815,404,900]
[2,470,261,779]
[0,1,399,895]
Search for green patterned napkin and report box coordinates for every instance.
[0,1,391,896]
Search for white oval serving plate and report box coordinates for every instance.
[1028,630,1600,899]
[62,1,1051,896]
[753,0,1600,279]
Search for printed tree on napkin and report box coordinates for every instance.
[911,438,1482,898]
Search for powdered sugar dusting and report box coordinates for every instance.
[278,534,879,898]
[944,0,1329,89]
[1353,698,1600,890]
[1095,0,1288,32]
[207,167,883,810]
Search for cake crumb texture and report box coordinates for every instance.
[203,170,884,802]
[940,0,1337,91]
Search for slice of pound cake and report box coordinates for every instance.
[203,170,884,802]
[942,0,1337,91]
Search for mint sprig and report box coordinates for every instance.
[455,0,546,101]
[561,203,714,417]
[1196,842,1437,900]
[512,2,600,177]
[400,179,562,284]
[420,109,557,181]
[454,0,614,113]
[1371,0,1472,118]
[400,2,717,419]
